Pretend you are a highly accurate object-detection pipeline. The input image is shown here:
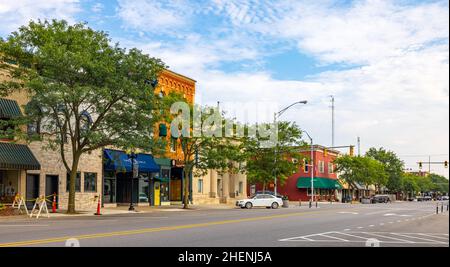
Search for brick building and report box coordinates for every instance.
[248,145,342,202]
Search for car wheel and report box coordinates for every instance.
[245,202,253,209]
[271,202,279,209]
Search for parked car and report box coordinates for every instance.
[371,195,391,203]
[423,196,432,201]
[139,193,149,203]
[236,194,283,209]
[437,196,449,201]
[254,191,284,199]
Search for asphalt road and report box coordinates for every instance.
[0,201,448,247]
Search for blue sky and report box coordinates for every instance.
[0,0,449,177]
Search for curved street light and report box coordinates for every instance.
[273,100,308,197]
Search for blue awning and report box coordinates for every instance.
[103,149,160,173]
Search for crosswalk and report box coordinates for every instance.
[279,231,449,246]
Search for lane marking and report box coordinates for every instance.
[0,208,345,247]
[338,212,359,215]
[318,234,349,242]
[392,233,448,245]
[364,232,414,243]
[0,225,49,227]
[369,225,375,227]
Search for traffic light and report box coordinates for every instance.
[349,146,354,157]
[419,162,422,169]
[445,161,448,168]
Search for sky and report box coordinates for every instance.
[0,0,449,178]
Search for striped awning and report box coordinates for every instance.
[0,142,41,170]
[0,98,22,118]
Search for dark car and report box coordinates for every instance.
[371,195,391,203]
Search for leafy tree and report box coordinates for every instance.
[334,155,387,192]
[243,121,307,194]
[401,173,419,198]
[0,20,166,213]
[365,147,404,193]
[428,173,449,194]
[162,92,243,209]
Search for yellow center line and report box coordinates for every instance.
[0,207,360,247]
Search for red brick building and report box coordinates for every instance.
[248,145,342,201]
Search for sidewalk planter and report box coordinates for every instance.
[282,200,289,208]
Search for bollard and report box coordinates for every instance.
[436,204,439,214]
[299,199,302,207]
[309,201,312,208]
[316,201,318,208]
[442,203,444,213]
[52,193,57,213]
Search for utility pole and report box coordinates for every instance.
[330,95,335,147]
[357,137,361,156]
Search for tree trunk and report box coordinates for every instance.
[183,168,190,209]
[262,182,266,193]
[67,153,81,214]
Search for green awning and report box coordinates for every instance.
[0,98,22,118]
[297,177,342,190]
[154,176,170,183]
[0,142,41,170]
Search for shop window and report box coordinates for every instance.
[84,172,97,192]
[197,179,203,193]
[66,172,81,192]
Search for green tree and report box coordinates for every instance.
[162,92,243,209]
[401,173,419,198]
[243,121,307,194]
[334,155,387,193]
[428,173,449,194]
[365,147,404,193]
[0,20,166,213]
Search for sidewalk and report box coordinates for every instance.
[0,203,237,221]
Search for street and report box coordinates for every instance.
[0,201,448,247]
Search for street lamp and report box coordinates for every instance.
[273,100,308,196]
[127,151,138,211]
[303,130,315,208]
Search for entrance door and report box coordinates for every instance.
[45,175,59,208]
[26,174,40,209]
[154,182,160,206]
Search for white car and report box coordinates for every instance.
[236,194,283,209]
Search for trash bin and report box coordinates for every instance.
[282,199,289,208]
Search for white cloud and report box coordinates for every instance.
[116,0,194,33]
[0,0,81,35]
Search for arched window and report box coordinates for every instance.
[80,110,93,134]
[25,100,43,136]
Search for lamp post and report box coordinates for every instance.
[273,100,308,196]
[128,151,138,211]
[303,130,315,208]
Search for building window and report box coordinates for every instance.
[239,181,243,194]
[303,159,309,173]
[197,179,203,193]
[319,161,325,173]
[170,138,177,152]
[328,163,334,174]
[66,172,81,192]
[84,172,97,192]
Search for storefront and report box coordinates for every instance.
[154,158,171,206]
[0,142,41,204]
[296,177,342,201]
[103,149,160,206]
